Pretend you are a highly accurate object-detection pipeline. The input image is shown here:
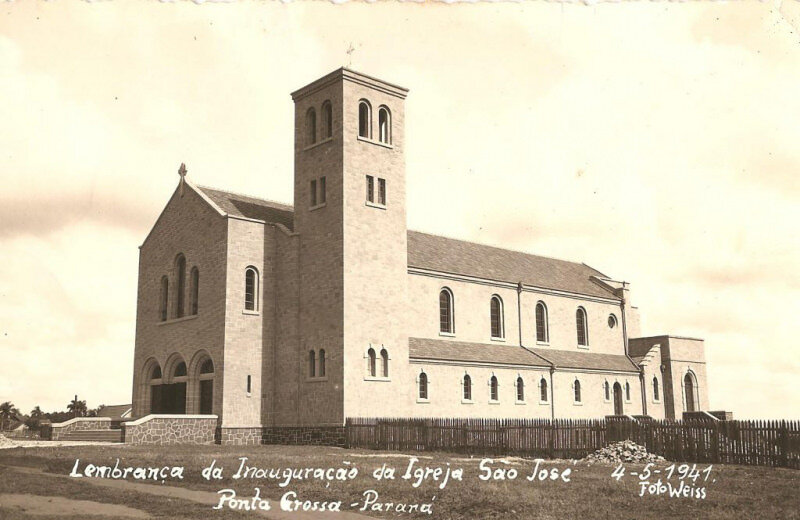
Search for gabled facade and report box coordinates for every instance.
[131,68,711,444]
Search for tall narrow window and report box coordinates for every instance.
[318,349,326,377]
[516,376,525,402]
[419,372,428,400]
[380,348,389,378]
[310,179,318,207]
[246,375,252,394]
[367,348,376,377]
[378,178,386,205]
[540,377,548,403]
[378,106,391,144]
[306,107,316,145]
[653,376,660,401]
[463,374,472,401]
[625,381,631,402]
[189,267,199,315]
[366,175,375,203]
[245,267,259,311]
[576,307,588,346]
[358,100,371,138]
[490,375,498,401]
[574,379,582,403]
[175,254,186,318]
[490,295,504,339]
[439,288,454,334]
[604,381,610,401]
[535,302,548,343]
[308,350,316,378]
[159,276,169,321]
[321,100,332,139]
[319,176,326,204]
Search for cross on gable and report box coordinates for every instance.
[178,162,187,196]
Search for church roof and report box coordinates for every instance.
[527,347,640,373]
[410,337,640,373]
[406,231,617,299]
[193,186,618,299]
[198,186,295,230]
[409,337,549,367]
[95,404,132,419]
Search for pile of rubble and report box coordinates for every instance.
[0,433,17,449]
[583,440,666,465]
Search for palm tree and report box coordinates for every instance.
[30,406,43,419]
[0,401,19,431]
[67,395,87,418]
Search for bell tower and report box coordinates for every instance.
[291,69,411,424]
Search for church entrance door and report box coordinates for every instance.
[684,374,696,413]
[200,380,213,415]
[613,383,623,415]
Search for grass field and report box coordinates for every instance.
[1,444,799,519]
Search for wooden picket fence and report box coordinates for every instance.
[346,417,800,469]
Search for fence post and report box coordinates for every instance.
[712,422,720,463]
[780,420,789,468]
[549,421,555,459]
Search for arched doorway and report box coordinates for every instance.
[684,373,696,412]
[145,360,163,415]
[613,382,624,415]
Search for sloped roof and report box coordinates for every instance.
[407,231,617,299]
[409,337,549,367]
[190,186,618,299]
[96,404,132,419]
[529,347,640,373]
[198,186,295,231]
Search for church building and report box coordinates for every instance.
[132,68,711,445]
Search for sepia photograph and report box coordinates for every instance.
[1,1,799,518]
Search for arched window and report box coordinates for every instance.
[535,301,548,343]
[418,372,428,400]
[380,348,389,378]
[190,267,199,316]
[608,314,618,328]
[604,381,610,401]
[151,364,162,380]
[378,106,391,144]
[319,349,326,377]
[159,276,169,322]
[244,267,259,311]
[367,348,376,377]
[625,381,631,402]
[306,107,316,145]
[358,100,371,138]
[684,372,697,412]
[574,379,582,403]
[516,376,525,402]
[539,377,548,403]
[308,350,316,378]
[490,295,504,339]
[439,288,454,334]
[175,254,186,318]
[576,307,588,346]
[463,374,472,401]
[321,100,332,139]
[653,376,660,401]
[173,361,187,378]
[200,359,214,374]
[489,375,498,401]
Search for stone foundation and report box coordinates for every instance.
[41,418,112,441]
[218,427,262,446]
[123,415,218,445]
[262,426,345,447]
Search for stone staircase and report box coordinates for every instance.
[59,429,123,443]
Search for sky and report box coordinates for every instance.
[1,0,798,418]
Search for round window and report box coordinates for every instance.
[608,314,617,328]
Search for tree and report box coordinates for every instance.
[24,406,45,431]
[0,401,21,431]
[67,395,87,419]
